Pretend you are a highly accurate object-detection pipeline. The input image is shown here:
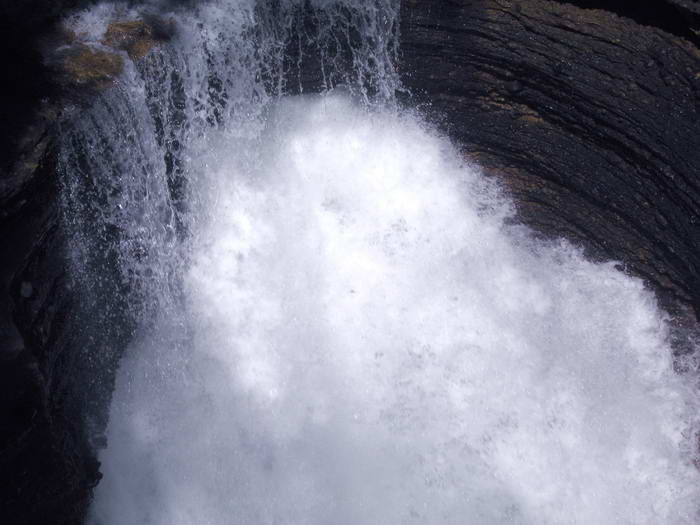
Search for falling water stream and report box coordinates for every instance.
[59,1,700,523]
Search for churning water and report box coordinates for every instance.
[59,1,700,523]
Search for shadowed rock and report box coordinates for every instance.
[400,0,700,346]
[0,10,163,525]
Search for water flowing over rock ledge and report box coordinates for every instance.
[0,1,699,523]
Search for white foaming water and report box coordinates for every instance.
[62,0,399,317]
[89,95,700,524]
[58,0,700,523]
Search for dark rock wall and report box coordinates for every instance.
[0,120,101,525]
[399,0,700,337]
[0,2,113,523]
[0,0,89,168]
[1,0,700,524]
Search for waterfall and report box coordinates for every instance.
[58,1,700,523]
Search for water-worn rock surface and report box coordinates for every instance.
[400,0,700,339]
[0,4,167,523]
[1,0,699,523]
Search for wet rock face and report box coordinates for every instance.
[102,19,174,60]
[399,0,700,334]
[0,6,157,524]
[60,44,125,90]
[44,17,174,99]
[103,20,156,59]
[0,0,92,170]
[0,147,98,525]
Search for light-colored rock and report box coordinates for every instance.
[102,20,156,60]
[61,44,123,89]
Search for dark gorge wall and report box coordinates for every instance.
[0,3,97,524]
[0,4,164,523]
[1,1,699,523]
[399,0,700,341]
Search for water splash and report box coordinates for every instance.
[61,0,401,318]
[91,93,700,524]
[57,1,700,524]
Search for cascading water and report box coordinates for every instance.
[58,1,700,523]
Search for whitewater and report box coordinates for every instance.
[58,1,700,524]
